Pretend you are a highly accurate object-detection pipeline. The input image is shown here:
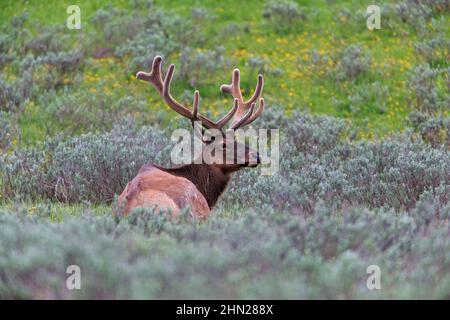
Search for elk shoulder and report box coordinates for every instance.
[118,165,210,218]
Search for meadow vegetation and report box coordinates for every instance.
[0,0,449,299]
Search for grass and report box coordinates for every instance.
[2,0,448,145]
[1,202,111,222]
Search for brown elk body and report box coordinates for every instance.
[118,56,265,218]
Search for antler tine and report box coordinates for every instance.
[137,56,245,134]
[241,97,265,127]
[163,64,200,120]
[231,102,255,130]
[138,57,206,127]
[221,68,265,128]
[164,63,241,132]
[246,74,264,106]
[216,98,238,129]
[220,69,243,101]
[136,55,164,93]
[191,90,199,127]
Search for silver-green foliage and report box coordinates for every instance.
[396,0,450,32]
[1,194,449,299]
[0,121,172,203]
[335,44,371,81]
[226,108,449,214]
[0,112,17,151]
[2,109,448,215]
[407,64,448,113]
[262,0,306,33]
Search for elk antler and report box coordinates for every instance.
[220,69,265,128]
[136,56,238,135]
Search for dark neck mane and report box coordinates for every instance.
[155,164,231,209]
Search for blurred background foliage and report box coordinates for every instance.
[0,0,448,147]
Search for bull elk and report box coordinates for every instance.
[118,56,265,218]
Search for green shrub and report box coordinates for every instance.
[35,87,153,137]
[115,27,176,74]
[24,25,72,55]
[0,111,18,152]
[179,46,230,86]
[0,121,172,203]
[407,64,447,113]
[262,0,306,33]
[2,109,448,213]
[396,0,449,31]
[0,196,449,299]
[0,76,32,112]
[408,111,450,148]
[335,44,371,81]
[110,8,206,74]
[332,82,388,115]
[415,37,450,67]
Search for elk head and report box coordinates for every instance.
[136,56,265,173]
